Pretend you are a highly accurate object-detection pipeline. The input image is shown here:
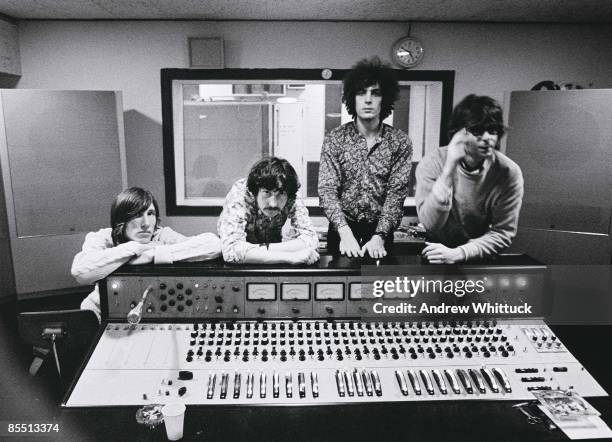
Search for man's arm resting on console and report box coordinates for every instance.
[243,246,312,265]
[71,230,148,285]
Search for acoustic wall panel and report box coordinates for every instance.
[506,90,612,235]
[0,90,126,297]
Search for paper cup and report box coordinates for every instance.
[162,402,186,441]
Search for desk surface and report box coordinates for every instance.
[3,325,608,441]
[110,252,544,277]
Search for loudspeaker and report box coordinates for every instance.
[188,37,224,68]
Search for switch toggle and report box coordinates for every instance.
[207,373,217,399]
[444,369,461,394]
[260,371,267,398]
[419,370,435,395]
[246,372,254,399]
[273,371,280,398]
[285,372,293,398]
[311,371,319,398]
[395,370,409,396]
[233,372,241,398]
[298,372,306,398]
[407,369,421,395]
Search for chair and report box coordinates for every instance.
[18,309,99,380]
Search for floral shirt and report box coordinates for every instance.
[318,121,413,235]
[217,178,319,263]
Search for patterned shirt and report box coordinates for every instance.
[217,178,319,263]
[318,121,413,235]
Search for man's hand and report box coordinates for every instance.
[422,242,465,264]
[445,128,476,169]
[338,225,363,258]
[128,243,156,265]
[361,234,387,259]
[290,248,320,265]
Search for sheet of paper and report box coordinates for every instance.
[538,405,612,440]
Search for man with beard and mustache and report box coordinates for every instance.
[218,157,319,264]
[416,94,524,263]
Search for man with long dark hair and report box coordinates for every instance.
[218,157,319,264]
[318,57,413,259]
[416,94,524,263]
[72,187,221,320]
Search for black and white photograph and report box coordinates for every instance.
[0,1,611,440]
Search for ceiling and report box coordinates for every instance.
[1,0,611,23]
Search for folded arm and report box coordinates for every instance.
[71,230,146,285]
[458,173,524,260]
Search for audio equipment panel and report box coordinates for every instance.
[65,318,606,406]
[64,255,606,408]
[102,259,547,321]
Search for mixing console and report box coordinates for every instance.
[65,319,606,406]
[63,257,607,408]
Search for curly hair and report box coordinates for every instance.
[342,57,400,121]
[110,187,160,245]
[246,157,300,198]
[448,94,506,145]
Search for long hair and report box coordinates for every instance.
[246,157,300,199]
[342,57,400,121]
[110,187,160,245]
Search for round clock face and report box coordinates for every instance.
[392,37,425,68]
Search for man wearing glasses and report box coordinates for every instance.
[415,94,524,263]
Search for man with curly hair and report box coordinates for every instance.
[318,57,413,259]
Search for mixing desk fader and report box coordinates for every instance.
[63,256,607,407]
[65,318,605,406]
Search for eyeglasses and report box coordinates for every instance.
[466,125,502,137]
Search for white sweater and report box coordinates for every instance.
[72,227,221,320]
